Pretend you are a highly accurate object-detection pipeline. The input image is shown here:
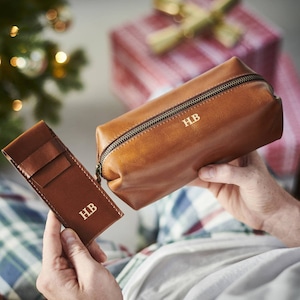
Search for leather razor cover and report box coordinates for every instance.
[2,120,124,245]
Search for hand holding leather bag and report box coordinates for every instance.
[96,57,283,210]
[2,121,124,245]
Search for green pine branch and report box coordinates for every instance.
[0,0,87,162]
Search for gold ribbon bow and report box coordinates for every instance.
[147,0,243,55]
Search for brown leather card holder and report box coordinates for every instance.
[2,120,124,245]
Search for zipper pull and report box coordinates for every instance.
[95,163,102,184]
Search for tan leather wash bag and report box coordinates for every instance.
[96,57,283,210]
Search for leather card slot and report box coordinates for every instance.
[32,153,71,188]
[19,137,65,178]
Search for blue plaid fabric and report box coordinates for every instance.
[0,179,129,299]
[137,186,257,248]
[0,179,47,299]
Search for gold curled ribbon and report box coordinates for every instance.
[148,0,243,54]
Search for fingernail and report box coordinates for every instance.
[200,166,215,179]
[62,229,76,244]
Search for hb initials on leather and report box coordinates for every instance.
[79,203,98,220]
[182,113,200,127]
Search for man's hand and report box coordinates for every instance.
[36,211,123,300]
[191,151,300,247]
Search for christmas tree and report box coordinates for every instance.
[0,0,87,157]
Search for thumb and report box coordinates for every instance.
[61,228,96,273]
[198,163,252,187]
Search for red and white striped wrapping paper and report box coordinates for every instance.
[260,54,300,176]
[110,0,282,109]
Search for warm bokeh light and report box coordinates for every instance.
[10,56,27,68]
[55,51,68,63]
[53,21,67,32]
[10,57,18,67]
[12,100,23,112]
[16,57,26,68]
[53,68,66,78]
[46,9,58,21]
[10,25,19,37]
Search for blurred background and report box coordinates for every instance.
[1,0,299,251]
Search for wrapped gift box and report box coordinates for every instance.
[260,54,300,177]
[110,0,282,109]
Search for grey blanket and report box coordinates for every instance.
[122,236,300,299]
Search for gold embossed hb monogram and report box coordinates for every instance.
[79,203,98,220]
[182,113,201,127]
